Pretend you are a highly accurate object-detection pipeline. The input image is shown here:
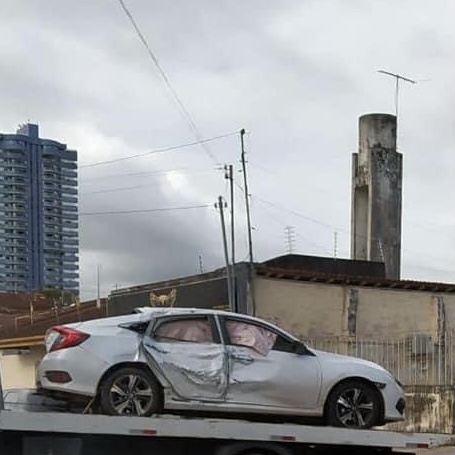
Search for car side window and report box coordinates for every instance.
[153,317,215,343]
[225,319,296,356]
[225,319,277,356]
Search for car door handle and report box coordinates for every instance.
[230,353,254,364]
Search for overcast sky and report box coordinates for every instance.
[1,0,454,300]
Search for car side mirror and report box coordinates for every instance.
[293,341,308,355]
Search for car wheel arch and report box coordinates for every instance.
[322,376,385,422]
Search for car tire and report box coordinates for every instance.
[325,379,381,429]
[99,366,162,417]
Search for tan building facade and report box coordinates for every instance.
[0,346,44,389]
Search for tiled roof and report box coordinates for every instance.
[0,293,108,346]
[255,265,455,292]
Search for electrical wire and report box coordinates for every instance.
[117,0,218,164]
[79,132,237,169]
[80,204,211,216]
[80,170,216,195]
[80,166,210,182]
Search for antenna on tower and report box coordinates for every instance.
[377,69,417,119]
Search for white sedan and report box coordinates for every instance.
[37,307,405,428]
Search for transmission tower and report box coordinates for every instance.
[284,226,296,254]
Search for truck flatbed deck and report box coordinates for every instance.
[1,410,454,455]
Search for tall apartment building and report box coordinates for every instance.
[0,123,79,293]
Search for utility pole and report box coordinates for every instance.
[240,128,256,315]
[240,129,254,264]
[224,164,236,311]
[215,196,233,311]
[96,264,101,309]
[333,231,338,259]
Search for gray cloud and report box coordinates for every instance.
[1,0,454,299]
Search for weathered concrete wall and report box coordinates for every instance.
[254,277,455,339]
[254,277,346,339]
[0,346,44,388]
[351,113,403,280]
[355,288,438,338]
[385,386,455,434]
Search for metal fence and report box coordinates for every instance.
[307,331,455,386]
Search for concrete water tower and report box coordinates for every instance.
[350,113,403,280]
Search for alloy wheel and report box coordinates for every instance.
[335,387,374,428]
[109,373,154,416]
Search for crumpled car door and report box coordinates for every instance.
[224,319,322,410]
[141,316,228,401]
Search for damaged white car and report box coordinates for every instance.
[37,308,405,428]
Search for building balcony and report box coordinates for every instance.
[2,275,28,283]
[61,254,78,262]
[0,237,28,245]
[61,168,77,178]
[62,219,78,227]
[0,194,27,203]
[0,141,25,151]
[0,170,28,178]
[1,232,27,240]
[61,195,77,204]
[63,271,79,279]
[62,229,78,238]
[61,161,77,170]
[44,207,62,215]
[62,245,78,253]
[62,239,79,246]
[61,263,78,271]
[1,178,27,186]
[0,160,27,169]
[0,213,27,228]
[0,186,26,195]
[62,204,78,212]
[43,200,61,209]
[60,186,77,195]
[62,213,78,221]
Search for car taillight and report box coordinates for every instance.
[45,326,90,352]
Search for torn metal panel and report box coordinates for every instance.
[142,339,227,401]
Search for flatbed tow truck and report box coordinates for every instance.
[0,409,454,455]
[1,360,454,455]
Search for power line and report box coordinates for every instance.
[80,166,210,182]
[80,204,211,216]
[117,0,218,163]
[80,170,216,195]
[79,132,236,169]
